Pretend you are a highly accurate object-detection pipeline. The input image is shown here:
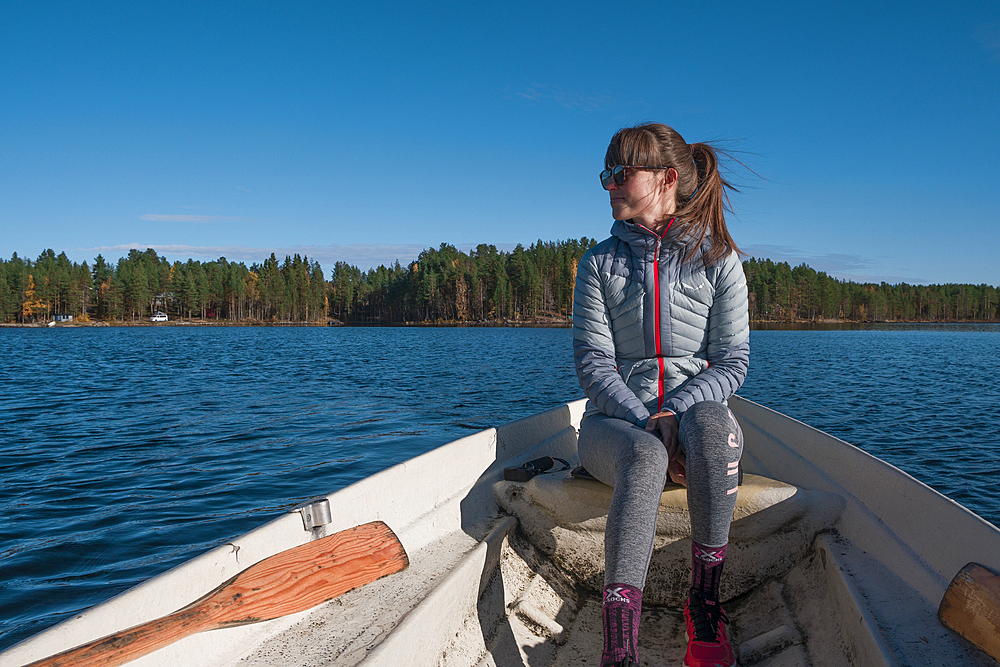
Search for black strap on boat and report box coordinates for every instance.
[503,456,571,482]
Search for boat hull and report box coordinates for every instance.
[3,397,998,666]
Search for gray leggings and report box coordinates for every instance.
[577,401,744,589]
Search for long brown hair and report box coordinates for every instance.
[605,123,742,266]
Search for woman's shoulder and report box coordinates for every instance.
[705,250,747,291]
[580,235,621,263]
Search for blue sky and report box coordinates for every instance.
[2,1,998,285]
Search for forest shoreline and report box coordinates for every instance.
[5,243,999,326]
[4,316,997,329]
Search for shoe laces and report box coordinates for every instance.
[687,590,730,643]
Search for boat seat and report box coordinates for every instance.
[494,473,844,606]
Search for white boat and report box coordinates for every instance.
[3,396,999,667]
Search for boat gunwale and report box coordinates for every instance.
[731,394,1000,606]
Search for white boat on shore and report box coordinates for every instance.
[3,396,999,667]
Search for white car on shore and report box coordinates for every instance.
[150,312,168,322]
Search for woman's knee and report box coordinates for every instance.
[681,400,730,428]
[579,417,668,484]
[679,401,741,462]
[620,432,669,476]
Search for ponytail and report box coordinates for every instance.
[675,142,742,266]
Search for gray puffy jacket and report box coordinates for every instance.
[573,219,750,426]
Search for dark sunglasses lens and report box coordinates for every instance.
[600,166,628,189]
[613,165,626,186]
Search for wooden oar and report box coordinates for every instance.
[27,521,409,667]
[938,562,1000,662]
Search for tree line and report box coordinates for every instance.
[744,257,999,322]
[1,249,326,323]
[329,240,595,323]
[1,245,997,324]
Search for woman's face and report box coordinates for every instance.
[606,167,677,231]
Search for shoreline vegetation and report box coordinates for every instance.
[2,241,998,327]
[6,319,1000,329]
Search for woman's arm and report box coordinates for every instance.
[572,250,651,426]
[661,251,750,416]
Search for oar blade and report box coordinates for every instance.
[216,519,410,623]
[26,520,409,667]
[938,562,1000,662]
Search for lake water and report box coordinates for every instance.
[1,324,998,651]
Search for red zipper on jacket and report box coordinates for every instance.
[639,218,675,413]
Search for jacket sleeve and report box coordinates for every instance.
[573,249,651,426]
[662,251,750,416]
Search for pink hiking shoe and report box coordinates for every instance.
[683,590,735,667]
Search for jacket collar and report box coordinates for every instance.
[611,218,695,248]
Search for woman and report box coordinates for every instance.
[573,123,749,667]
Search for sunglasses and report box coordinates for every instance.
[600,165,672,189]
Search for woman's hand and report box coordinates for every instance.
[646,411,686,486]
[667,451,687,487]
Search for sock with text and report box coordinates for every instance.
[601,583,642,666]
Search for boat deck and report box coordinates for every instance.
[4,398,999,667]
[237,472,993,666]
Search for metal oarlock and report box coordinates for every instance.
[296,499,333,531]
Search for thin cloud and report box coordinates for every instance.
[974,21,1000,61]
[743,244,874,271]
[511,83,610,111]
[827,272,924,285]
[140,214,249,223]
[83,243,429,272]
[80,242,524,273]
[741,244,919,284]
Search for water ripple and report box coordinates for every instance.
[740,325,1000,533]
[0,326,580,650]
